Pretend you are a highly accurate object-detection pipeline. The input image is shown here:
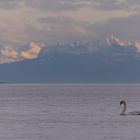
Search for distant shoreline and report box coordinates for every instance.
[2,83,140,85]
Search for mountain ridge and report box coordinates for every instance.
[0,36,140,64]
[0,36,140,83]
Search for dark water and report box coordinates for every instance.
[0,84,139,140]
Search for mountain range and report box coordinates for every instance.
[1,36,140,83]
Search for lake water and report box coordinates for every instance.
[0,84,140,140]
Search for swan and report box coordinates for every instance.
[120,100,140,115]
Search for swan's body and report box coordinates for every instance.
[120,100,140,115]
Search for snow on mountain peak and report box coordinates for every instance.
[20,42,42,59]
[133,41,140,52]
[106,35,126,47]
[106,35,140,53]
[1,49,18,58]
[0,42,43,64]
[1,36,140,64]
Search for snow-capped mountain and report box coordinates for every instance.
[106,35,140,53]
[1,36,140,64]
[48,36,140,56]
[0,42,44,64]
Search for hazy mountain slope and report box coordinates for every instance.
[0,53,139,83]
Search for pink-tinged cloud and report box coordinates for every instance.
[38,16,95,44]
[0,0,138,48]
[0,19,29,45]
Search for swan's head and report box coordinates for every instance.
[120,100,126,106]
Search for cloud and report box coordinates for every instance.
[0,0,19,9]
[128,0,140,5]
[0,15,94,47]
[93,14,140,40]
[92,0,128,11]
[0,0,138,12]
[0,0,86,11]
[25,0,95,11]
[2,0,125,12]
[0,19,29,45]
[37,16,95,44]
[0,0,138,48]
[23,0,137,12]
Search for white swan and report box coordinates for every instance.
[120,100,140,115]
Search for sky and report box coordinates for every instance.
[0,0,140,47]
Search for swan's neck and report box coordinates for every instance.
[120,102,126,115]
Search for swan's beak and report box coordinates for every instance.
[120,101,122,106]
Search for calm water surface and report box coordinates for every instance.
[0,84,139,140]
